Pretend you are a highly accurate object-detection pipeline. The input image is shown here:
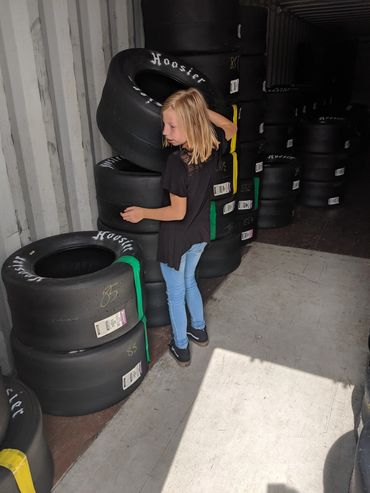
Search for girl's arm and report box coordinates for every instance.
[207,109,237,141]
[120,193,187,223]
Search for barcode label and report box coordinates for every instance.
[292,180,300,190]
[94,309,127,338]
[230,79,239,94]
[286,139,294,148]
[214,182,231,196]
[241,229,254,241]
[328,196,340,205]
[238,200,253,210]
[223,201,236,214]
[259,122,264,134]
[344,140,351,149]
[255,161,263,173]
[122,362,142,390]
[335,167,345,176]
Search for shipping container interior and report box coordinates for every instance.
[3,0,370,488]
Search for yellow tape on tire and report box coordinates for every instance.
[231,151,238,194]
[230,104,238,154]
[0,448,36,493]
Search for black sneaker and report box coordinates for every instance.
[187,326,209,346]
[168,340,190,367]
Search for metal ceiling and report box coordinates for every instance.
[278,0,370,38]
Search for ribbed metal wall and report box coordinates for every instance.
[0,0,137,373]
[240,0,326,87]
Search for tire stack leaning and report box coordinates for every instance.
[258,86,301,228]
[141,0,243,278]
[236,5,268,244]
[0,374,54,493]
[2,231,149,416]
[96,48,224,324]
[296,116,351,208]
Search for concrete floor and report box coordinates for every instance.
[52,242,370,493]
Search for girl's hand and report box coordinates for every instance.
[120,206,145,223]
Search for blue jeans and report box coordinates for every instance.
[160,242,207,349]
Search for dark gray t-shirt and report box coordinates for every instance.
[157,146,219,270]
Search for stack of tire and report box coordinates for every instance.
[2,231,149,416]
[236,5,268,243]
[258,86,301,228]
[96,45,233,323]
[0,373,53,493]
[140,0,243,279]
[258,154,301,228]
[296,116,351,207]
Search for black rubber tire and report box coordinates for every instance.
[349,418,370,493]
[97,219,163,284]
[361,366,370,427]
[237,140,265,180]
[142,0,239,54]
[239,6,268,55]
[177,53,240,101]
[11,322,148,416]
[236,178,255,213]
[0,371,10,444]
[2,231,143,351]
[213,153,235,200]
[0,378,53,493]
[264,86,299,125]
[296,117,351,154]
[97,48,221,173]
[261,155,301,200]
[197,233,241,278]
[238,210,258,245]
[262,124,295,154]
[239,55,266,101]
[258,198,295,228]
[299,180,345,208]
[297,152,348,182]
[237,100,265,143]
[211,197,237,240]
[95,156,163,233]
[144,282,170,328]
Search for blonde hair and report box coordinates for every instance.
[162,88,219,165]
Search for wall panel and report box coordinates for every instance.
[0,0,135,373]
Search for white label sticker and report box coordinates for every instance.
[238,200,253,210]
[292,180,300,190]
[223,201,236,215]
[122,362,142,390]
[237,23,242,39]
[94,309,127,338]
[335,167,345,177]
[214,182,231,196]
[259,122,264,134]
[328,196,340,205]
[255,161,263,173]
[241,229,254,241]
[286,139,294,148]
[230,79,239,94]
[344,140,351,149]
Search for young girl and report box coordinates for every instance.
[121,87,237,367]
